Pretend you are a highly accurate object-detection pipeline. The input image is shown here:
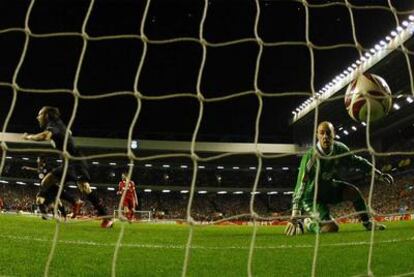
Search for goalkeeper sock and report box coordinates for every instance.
[87,191,107,216]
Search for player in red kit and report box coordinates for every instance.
[117,172,138,221]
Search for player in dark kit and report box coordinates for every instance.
[22,155,83,220]
[23,106,113,228]
[285,121,394,235]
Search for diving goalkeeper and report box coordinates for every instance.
[285,121,393,235]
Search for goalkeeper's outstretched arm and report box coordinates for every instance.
[340,143,394,185]
[285,150,313,236]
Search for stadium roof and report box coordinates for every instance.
[1,0,414,146]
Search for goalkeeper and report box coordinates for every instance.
[285,121,393,235]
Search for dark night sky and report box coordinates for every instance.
[1,0,413,144]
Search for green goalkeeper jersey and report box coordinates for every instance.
[292,141,374,210]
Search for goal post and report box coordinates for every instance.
[113,209,153,222]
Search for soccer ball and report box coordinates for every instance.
[344,73,392,122]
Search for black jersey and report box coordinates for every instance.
[45,119,80,156]
[37,164,49,180]
[45,119,90,182]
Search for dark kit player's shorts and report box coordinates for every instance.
[37,185,60,204]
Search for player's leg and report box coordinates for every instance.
[75,162,113,227]
[59,187,82,208]
[340,182,369,221]
[303,202,338,233]
[74,162,104,214]
[45,185,68,220]
[127,199,134,221]
[60,189,84,219]
[319,219,339,233]
[122,203,129,219]
[48,166,83,218]
[318,203,339,233]
[37,173,59,220]
[57,200,67,220]
[123,198,130,220]
[116,202,129,222]
[131,199,137,220]
[45,183,82,219]
[36,192,49,220]
[71,161,113,227]
[340,181,386,231]
[77,180,108,216]
[50,182,84,219]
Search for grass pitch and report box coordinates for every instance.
[0,215,413,276]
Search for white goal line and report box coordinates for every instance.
[1,233,413,250]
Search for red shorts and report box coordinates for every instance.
[123,198,136,210]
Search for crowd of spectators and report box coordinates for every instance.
[331,176,414,218]
[1,149,413,220]
[0,185,37,213]
[1,174,412,221]
[0,183,290,220]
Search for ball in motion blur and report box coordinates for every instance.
[344,73,392,122]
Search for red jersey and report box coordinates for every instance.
[118,180,136,200]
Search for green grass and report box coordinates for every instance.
[0,215,413,276]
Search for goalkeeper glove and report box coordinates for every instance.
[284,209,304,236]
[378,173,394,185]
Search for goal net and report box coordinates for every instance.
[1,0,414,276]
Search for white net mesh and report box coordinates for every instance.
[1,0,414,276]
